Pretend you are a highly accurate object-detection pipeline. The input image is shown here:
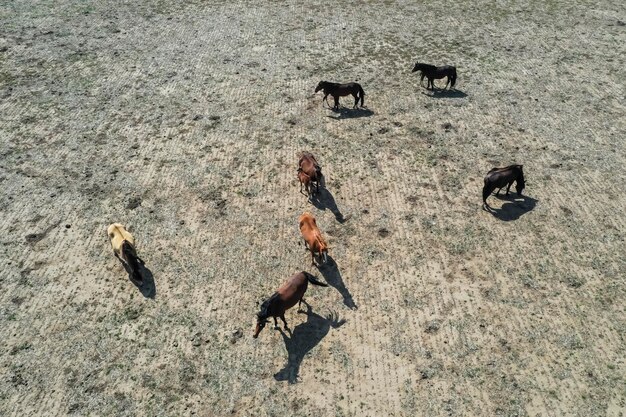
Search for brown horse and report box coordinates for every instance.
[107,223,144,284]
[315,81,365,110]
[299,212,329,265]
[253,271,328,338]
[483,165,525,207]
[297,151,322,197]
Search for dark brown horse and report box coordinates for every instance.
[412,62,457,90]
[253,271,328,338]
[483,165,525,207]
[315,81,365,110]
[297,151,322,197]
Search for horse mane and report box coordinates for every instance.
[491,165,521,173]
[417,63,436,70]
[258,292,279,319]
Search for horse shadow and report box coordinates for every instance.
[120,261,156,299]
[274,305,346,384]
[485,195,538,221]
[318,256,357,310]
[327,107,374,120]
[422,88,467,99]
[310,186,347,223]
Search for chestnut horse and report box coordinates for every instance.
[253,271,327,338]
[299,212,328,265]
[482,165,525,207]
[315,81,365,110]
[297,151,322,198]
[412,62,457,90]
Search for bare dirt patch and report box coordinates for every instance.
[1,0,625,416]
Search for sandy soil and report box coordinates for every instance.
[1,0,625,416]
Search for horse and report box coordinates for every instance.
[314,81,365,110]
[107,223,144,284]
[412,62,457,90]
[482,165,525,207]
[297,151,322,198]
[299,212,328,266]
[253,271,328,338]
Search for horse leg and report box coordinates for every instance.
[280,314,289,330]
[323,94,329,107]
[444,76,450,90]
[273,316,279,329]
[311,251,316,266]
[496,187,502,196]
[506,181,513,195]
[353,92,359,109]
[420,73,425,87]
[333,95,340,110]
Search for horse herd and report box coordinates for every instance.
[107,60,528,342]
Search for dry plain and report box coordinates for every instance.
[1,0,625,416]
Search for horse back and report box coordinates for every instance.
[300,217,324,248]
[108,223,135,254]
[299,157,319,179]
[334,82,361,96]
[276,272,308,310]
[485,166,517,185]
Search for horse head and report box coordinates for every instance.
[253,297,274,338]
[412,62,421,72]
[314,81,326,93]
[253,318,268,339]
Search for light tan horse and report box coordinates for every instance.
[107,223,144,283]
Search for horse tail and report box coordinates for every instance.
[450,68,457,88]
[122,240,142,283]
[482,179,492,204]
[358,84,365,106]
[305,272,328,287]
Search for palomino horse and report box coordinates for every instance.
[253,271,328,338]
[107,223,144,284]
[297,151,322,198]
[315,81,365,110]
[412,62,457,90]
[482,165,526,207]
[299,212,329,266]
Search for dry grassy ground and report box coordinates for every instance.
[1,0,625,416]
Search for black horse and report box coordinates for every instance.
[412,62,457,90]
[482,165,525,208]
[314,81,365,110]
